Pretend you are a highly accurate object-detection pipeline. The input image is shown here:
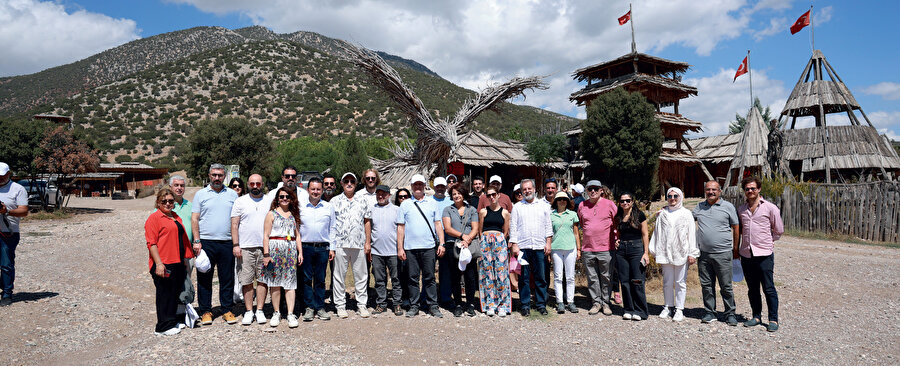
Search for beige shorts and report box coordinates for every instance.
[238,247,265,286]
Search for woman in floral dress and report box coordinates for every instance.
[262,187,303,328]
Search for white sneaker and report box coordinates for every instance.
[242,310,254,326]
[337,308,348,319]
[287,314,299,328]
[269,312,281,327]
[623,313,633,320]
[155,327,182,336]
[632,314,642,321]
[672,309,684,322]
[486,309,495,317]
[176,323,186,329]
[498,309,507,317]
[358,307,371,318]
[659,307,671,319]
[255,310,267,324]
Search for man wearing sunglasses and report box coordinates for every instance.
[359,169,381,208]
[321,173,337,202]
[577,180,617,316]
[330,172,372,318]
[266,166,309,206]
[396,174,446,318]
[737,176,784,332]
[230,174,274,325]
[191,163,240,325]
[509,179,553,316]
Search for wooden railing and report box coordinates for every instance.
[723,181,900,243]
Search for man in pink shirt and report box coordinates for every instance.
[577,180,618,316]
[737,176,784,332]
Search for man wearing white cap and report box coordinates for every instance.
[477,175,512,212]
[330,172,371,318]
[572,183,586,208]
[396,174,446,318]
[0,163,28,306]
[432,176,454,307]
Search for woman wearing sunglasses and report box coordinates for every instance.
[550,191,580,314]
[477,186,511,317]
[614,192,649,321]
[649,187,698,322]
[145,188,196,335]
[261,187,303,328]
[229,177,246,196]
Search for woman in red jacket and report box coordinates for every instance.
[145,188,196,335]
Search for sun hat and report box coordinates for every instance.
[553,191,570,201]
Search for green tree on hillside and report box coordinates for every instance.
[525,133,566,167]
[581,88,661,200]
[0,118,51,175]
[332,131,371,179]
[34,126,101,209]
[186,117,274,180]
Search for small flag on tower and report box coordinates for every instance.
[790,9,811,35]
[733,56,749,82]
[618,10,631,25]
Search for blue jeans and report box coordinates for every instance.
[196,239,235,314]
[519,248,547,311]
[302,245,329,311]
[742,253,778,322]
[0,233,19,298]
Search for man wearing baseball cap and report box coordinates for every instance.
[396,174,446,318]
[0,162,29,306]
[477,175,512,212]
[572,183,586,208]
[330,172,371,318]
[578,180,618,316]
[365,185,403,316]
[431,176,454,308]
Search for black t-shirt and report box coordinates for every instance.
[617,208,646,242]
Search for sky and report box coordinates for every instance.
[1,0,898,140]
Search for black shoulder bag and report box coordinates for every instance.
[413,201,440,249]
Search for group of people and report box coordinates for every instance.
[144,163,785,336]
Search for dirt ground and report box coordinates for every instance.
[1,192,898,365]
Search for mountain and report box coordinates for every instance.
[1,26,579,166]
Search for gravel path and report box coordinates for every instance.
[2,195,898,365]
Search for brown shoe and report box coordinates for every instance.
[602,304,613,316]
[200,312,213,325]
[222,311,238,324]
[588,303,602,315]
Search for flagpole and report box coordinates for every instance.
[629,3,636,53]
[810,5,815,51]
[747,50,753,109]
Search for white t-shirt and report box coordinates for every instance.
[269,183,309,205]
[230,194,274,248]
[0,181,27,233]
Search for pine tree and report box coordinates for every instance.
[729,97,778,133]
[581,88,661,200]
[333,130,371,180]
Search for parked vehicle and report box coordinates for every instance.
[299,171,321,188]
[17,179,63,208]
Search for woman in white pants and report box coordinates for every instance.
[549,192,581,314]
[649,187,698,322]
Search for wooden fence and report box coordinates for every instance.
[724,181,900,243]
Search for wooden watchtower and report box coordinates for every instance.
[569,52,713,197]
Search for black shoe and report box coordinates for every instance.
[567,303,579,313]
[520,308,531,317]
[766,321,779,332]
[538,308,548,316]
[406,306,419,318]
[430,307,443,318]
[557,303,565,314]
[466,306,476,317]
[701,313,716,323]
[452,307,464,317]
[744,317,761,327]
[726,315,738,326]
[0,297,10,307]
[393,305,404,316]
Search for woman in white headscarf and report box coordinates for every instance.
[649,187,698,322]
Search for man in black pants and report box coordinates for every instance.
[396,174,446,318]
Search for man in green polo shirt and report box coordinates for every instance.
[169,175,193,242]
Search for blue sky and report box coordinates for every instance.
[1,0,898,139]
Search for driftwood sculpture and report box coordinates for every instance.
[342,43,548,173]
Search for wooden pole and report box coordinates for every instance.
[747,50,753,110]
[629,3,636,53]
[810,5,815,53]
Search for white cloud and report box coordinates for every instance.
[679,68,788,137]
[863,82,900,101]
[870,111,900,141]
[171,0,755,120]
[0,0,139,77]
[753,17,788,40]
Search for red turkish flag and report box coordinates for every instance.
[618,10,631,25]
[733,56,748,82]
[790,10,811,35]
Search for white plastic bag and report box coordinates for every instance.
[458,244,472,271]
[185,303,199,328]
[195,249,211,273]
[732,259,744,282]
[517,251,529,266]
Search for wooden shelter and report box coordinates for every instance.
[776,50,899,182]
[569,51,713,197]
[68,162,168,197]
[723,107,770,187]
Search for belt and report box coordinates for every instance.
[269,236,292,241]
[305,242,329,248]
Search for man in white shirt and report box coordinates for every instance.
[0,162,28,307]
[509,179,553,316]
[330,172,371,318]
[230,174,274,325]
[359,169,380,208]
[365,185,402,316]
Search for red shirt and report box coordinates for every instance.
[478,192,513,213]
[145,210,194,270]
[578,198,618,252]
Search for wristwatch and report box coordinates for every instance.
[193,239,200,244]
